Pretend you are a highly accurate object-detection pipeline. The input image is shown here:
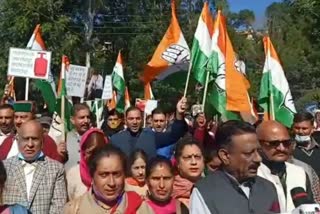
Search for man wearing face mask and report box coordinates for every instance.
[101,109,124,138]
[2,120,67,213]
[292,112,320,177]
[257,120,313,213]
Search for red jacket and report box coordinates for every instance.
[0,134,64,163]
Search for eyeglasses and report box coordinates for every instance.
[260,139,293,148]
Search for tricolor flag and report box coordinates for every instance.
[125,87,131,110]
[112,51,126,113]
[48,56,72,143]
[107,91,117,111]
[144,82,155,100]
[142,0,190,82]
[27,24,57,113]
[192,2,214,86]
[85,99,105,128]
[207,11,251,120]
[258,36,296,127]
[57,55,70,98]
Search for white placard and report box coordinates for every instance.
[145,100,158,115]
[102,75,113,100]
[66,64,88,97]
[7,48,51,79]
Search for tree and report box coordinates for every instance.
[0,0,83,101]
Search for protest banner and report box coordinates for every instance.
[7,48,51,80]
[65,64,88,97]
[102,75,113,100]
[145,100,158,115]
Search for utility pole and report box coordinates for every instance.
[85,0,95,69]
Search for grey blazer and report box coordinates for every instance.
[3,156,67,214]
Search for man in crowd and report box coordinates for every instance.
[257,120,313,213]
[101,109,123,138]
[288,147,320,203]
[190,121,280,214]
[0,104,14,145]
[65,103,91,170]
[292,112,320,176]
[0,101,65,163]
[150,108,175,159]
[110,97,188,159]
[87,69,103,100]
[3,120,67,214]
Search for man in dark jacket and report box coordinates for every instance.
[191,121,280,214]
[110,97,188,158]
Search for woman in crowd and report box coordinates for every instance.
[204,145,221,175]
[66,128,108,200]
[172,137,204,212]
[192,113,215,148]
[125,149,148,197]
[0,160,29,213]
[63,144,154,214]
[146,157,182,214]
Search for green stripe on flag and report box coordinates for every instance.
[191,39,210,85]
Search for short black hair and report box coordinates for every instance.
[215,120,256,149]
[72,103,90,116]
[125,106,142,117]
[151,108,165,116]
[204,144,219,164]
[174,135,203,161]
[88,144,127,177]
[127,149,148,176]
[107,109,122,119]
[293,112,314,125]
[0,104,14,111]
[146,156,174,178]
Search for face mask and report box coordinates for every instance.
[295,135,311,143]
[109,121,120,129]
[18,151,44,162]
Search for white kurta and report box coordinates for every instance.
[190,187,212,214]
[258,162,306,213]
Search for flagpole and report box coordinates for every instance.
[270,92,275,120]
[25,78,29,100]
[201,68,210,110]
[183,61,193,97]
[61,57,66,141]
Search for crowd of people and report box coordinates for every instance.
[0,97,319,213]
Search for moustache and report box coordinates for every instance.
[273,151,289,156]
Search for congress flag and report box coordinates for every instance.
[125,87,131,110]
[144,82,155,100]
[191,1,214,85]
[27,24,57,113]
[207,11,251,120]
[258,36,296,127]
[142,0,190,82]
[112,51,126,113]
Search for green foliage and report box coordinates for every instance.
[0,0,319,112]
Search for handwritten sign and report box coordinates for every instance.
[66,65,88,97]
[7,48,51,79]
[102,75,113,100]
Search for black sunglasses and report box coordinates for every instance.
[260,139,293,148]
